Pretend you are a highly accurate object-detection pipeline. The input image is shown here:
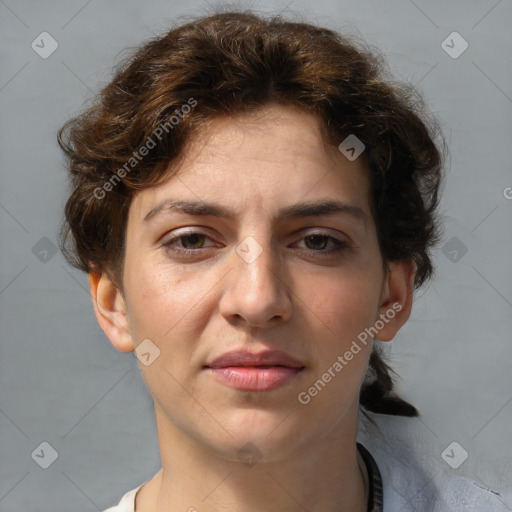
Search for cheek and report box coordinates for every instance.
[124,261,203,343]
[124,265,211,400]
[302,267,382,342]
[296,272,380,416]
[124,259,226,385]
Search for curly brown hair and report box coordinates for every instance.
[58,10,445,420]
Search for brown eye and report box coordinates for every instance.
[162,231,215,255]
[304,234,331,250]
[295,233,348,257]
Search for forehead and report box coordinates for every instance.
[188,105,339,167]
[129,104,372,222]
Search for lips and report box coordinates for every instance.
[204,350,305,392]
[206,350,305,369]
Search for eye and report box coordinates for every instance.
[295,233,348,256]
[161,230,349,258]
[162,231,215,255]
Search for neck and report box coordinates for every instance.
[136,404,367,512]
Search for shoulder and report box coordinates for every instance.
[103,483,142,512]
[392,467,509,511]
[357,412,509,512]
[432,473,509,511]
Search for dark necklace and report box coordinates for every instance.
[357,442,384,512]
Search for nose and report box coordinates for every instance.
[218,236,293,328]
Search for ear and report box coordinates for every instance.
[374,260,415,342]
[89,272,134,352]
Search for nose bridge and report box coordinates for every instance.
[236,234,279,292]
[220,231,292,325]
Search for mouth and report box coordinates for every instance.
[204,350,305,392]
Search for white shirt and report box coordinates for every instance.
[103,412,510,511]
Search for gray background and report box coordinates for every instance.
[1,0,511,510]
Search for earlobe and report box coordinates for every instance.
[89,272,134,352]
[375,261,415,342]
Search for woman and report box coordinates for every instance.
[58,10,508,512]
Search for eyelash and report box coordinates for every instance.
[161,231,349,257]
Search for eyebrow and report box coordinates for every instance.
[143,198,367,224]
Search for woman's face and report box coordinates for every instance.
[98,104,410,462]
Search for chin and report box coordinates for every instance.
[207,408,312,463]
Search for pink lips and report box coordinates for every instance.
[204,350,305,392]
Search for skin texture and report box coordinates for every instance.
[89,104,414,512]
